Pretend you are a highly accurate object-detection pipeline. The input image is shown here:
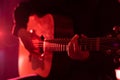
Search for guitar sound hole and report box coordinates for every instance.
[39,35,44,54]
[39,47,44,54]
[40,35,44,41]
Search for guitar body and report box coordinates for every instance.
[18,15,74,78]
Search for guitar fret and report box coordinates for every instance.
[45,38,69,52]
[45,43,67,52]
[44,37,119,52]
[89,40,93,51]
[96,38,100,51]
[79,45,87,51]
[79,38,101,51]
[89,39,95,51]
[88,38,100,51]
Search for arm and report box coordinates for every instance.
[18,28,38,54]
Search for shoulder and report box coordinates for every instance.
[15,2,31,12]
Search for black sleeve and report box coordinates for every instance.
[13,2,31,36]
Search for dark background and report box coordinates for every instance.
[0,0,23,79]
[0,0,120,79]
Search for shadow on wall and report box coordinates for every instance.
[0,32,19,80]
[0,0,31,79]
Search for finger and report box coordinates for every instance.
[67,42,74,58]
[81,34,87,38]
[67,34,79,57]
[74,39,79,53]
[71,34,79,43]
[71,34,79,52]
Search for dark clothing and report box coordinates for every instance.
[13,0,120,80]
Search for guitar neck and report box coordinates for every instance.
[44,38,69,52]
[44,37,118,52]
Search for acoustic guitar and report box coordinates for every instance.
[18,14,74,78]
[18,15,120,78]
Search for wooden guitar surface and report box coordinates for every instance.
[18,15,74,78]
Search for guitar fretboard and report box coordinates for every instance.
[44,38,69,52]
[42,37,119,52]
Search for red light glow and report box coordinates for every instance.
[29,29,33,33]
[115,68,120,80]
[18,15,54,77]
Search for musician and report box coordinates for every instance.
[12,0,90,80]
[12,0,119,80]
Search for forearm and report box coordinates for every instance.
[18,28,35,53]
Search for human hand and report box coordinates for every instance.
[18,28,40,54]
[67,34,89,61]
